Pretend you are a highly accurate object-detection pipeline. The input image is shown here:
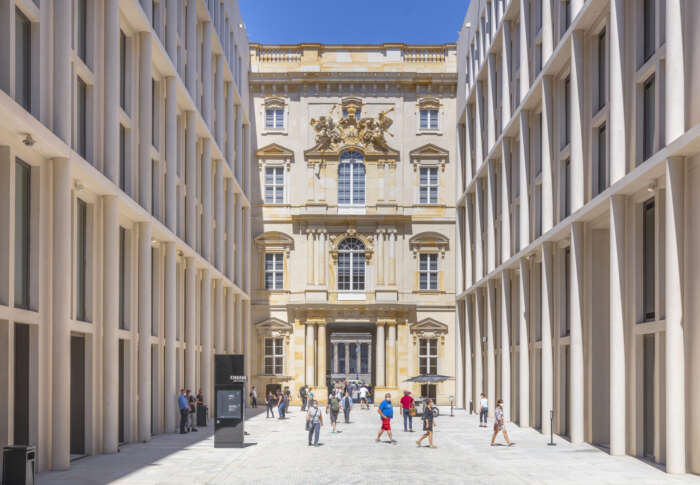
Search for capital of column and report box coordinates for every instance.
[377,318,397,326]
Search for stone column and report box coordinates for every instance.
[215,161,224,271]
[609,196,626,455]
[165,0,178,60]
[518,112,530,250]
[486,282,496,417]
[474,288,484,402]
[235,106,243,182]
[234,295,243,354]
[225,289,234,353]
[305,322,316,386]
[542,0,553,63]
[388,230,397,286]
[376,230,384,285]
[541,77,554,233]
[138,222,152,442]
[519,0,531,101]
[570,31,585,213]
[465,195,474,288]
[501,270,512,422]
[665,158,686,473]
[570,223,584,443]
[51,159,71,470]
[501,140,512,261]
[317,322,327,388]
[464,105,474,182]
[474,178,484,280]
[185,258,197,392]
[356,342,362,376]
[103,196,119,452]
[518,258,530,427]
[165,77,178,231]
[104,0,119,182]
[501,21,512,129]
[215,55,225,146]
[540,242,554,437]
[333,343,339,375]
[214,280,224,354]
[226,84,235,169]
[609,0,626,184]
[202,140,212,260]
[464,297,473,412]
[486,55,497,149]
[53,2,71,144]
[226,180,235,279]
[666,0,684,144]
[455,301,464,409]
[236,198,243,285]
[185,112,197,247]
[386,322,397,388]
[486,161,497,273]
[164,242,177,433]
[306,229,314,285]
[139,32,153,212]
[474,79,484,166]
[345,343,350,374]
[186,0,197,97]
[376,322,385,387]
[202,22,212,125]
[201,271,212,413]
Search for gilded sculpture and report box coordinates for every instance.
[310,105,395,153]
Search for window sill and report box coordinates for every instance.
[260,289,290,294]
[262,203,291,208]
[262,129,288,135]
[413,290,444,295]
[338,292,366,301]
[414,203,446,208]
[416,130,442,136]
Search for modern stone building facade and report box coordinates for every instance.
[0,0,252,471]
[249,43,458,405]
[456,0,700,475]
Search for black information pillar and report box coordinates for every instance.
[214,354,246,447]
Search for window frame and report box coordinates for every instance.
[264,166,285,204]
[14,158,31,309]
[419,253,439,291]
[337,237,366,292]
[263,337,284,375]
[419,108,439,131]
[14,7,32,112]
[419,166,439,204]
[337,151,366,207]
[264,108,285,130]
[264,252,284,290]
[418,338,438,375]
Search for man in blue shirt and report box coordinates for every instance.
[376,393,396,444]
[178,389,189,434]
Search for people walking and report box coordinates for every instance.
[196,388,206,427]
[186,389,198,432]
[266,391,275,418]
[277,391,286,419]
[416,398,436,448]
[300,385,308,411]
[490,399,514,446]
[250,386,257,408]
[284,387,291,415]
[400,390,415,432]
[178,389,189,434]
[327,392,340,433]
[341,391,353,423]
[306,400,323,446]
[359,385,369,409]
[376,393,395,443]
[479,393,488,428]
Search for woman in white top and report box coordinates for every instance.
[306,400,324,446]
[479,393,488,428]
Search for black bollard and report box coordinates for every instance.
[547,409,556,446]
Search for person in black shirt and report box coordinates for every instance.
[266,391,275,418]
[416,398,435,448]
[186,389,198,432]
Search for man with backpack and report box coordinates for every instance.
[300,385,308,411]
[327,393,341,433]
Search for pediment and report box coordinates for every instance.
[410,318,448,335]
[254,231,294,254]
[255,317,293,336]
[255,143,294,160]
[409,143,449,159]
[408,231,449,257]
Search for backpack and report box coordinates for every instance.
[331,398,340,412]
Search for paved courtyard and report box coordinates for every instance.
[40,406,700,485]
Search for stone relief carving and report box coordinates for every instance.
[309,105,396,154]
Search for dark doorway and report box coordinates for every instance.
[420,384,437,400]
[118,339,125,444]
[14,323,30,445]
[265,384,281,396]
[70,335,86,456]
[643,334,655,458]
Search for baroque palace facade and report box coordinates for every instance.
[456,0,700,475]
[248,43,458,404]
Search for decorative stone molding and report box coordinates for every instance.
[254,231,294,256]
[255,143,294,171]
[409,317,448,345]
[409,143,449,171]
[255,317,293,337]
[408,231,449,258]
[417,97,441,110]
[329,230,374,263]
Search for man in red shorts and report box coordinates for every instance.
[376,393,396,444]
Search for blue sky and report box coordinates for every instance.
[239,0,470,45]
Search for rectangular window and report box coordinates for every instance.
[119,226,127,330]
[597,124,607,195]
[264,166,284,204]
[77,0,87,62]
[598,29,606,111]
[642,199,655,321]
[536,112,543,176]
[264,337,284,375]
[643,0,655,61]
[15,8,31,111]
[419,253,438,290]
[562,77,570,148]
[419,109,439,130]
[265,108,284,129]
[419,167,438,204]
[264,253,283,290]
[535,185,542,237]
[563,0,571,32]
[643,76,655,162]
[419,338,438,375]
[562,247,570,337]
[119,124,127,191]
[77,78,87,159]
[76,199,88,321]
[14,159,31,309]
[120,30,126,110]
[152,159,158,215]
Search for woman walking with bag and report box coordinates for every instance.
[416,398,436,448]
[306,400,324,446]
[490,399,514,446]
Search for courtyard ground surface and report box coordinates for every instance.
[39,406,700,485]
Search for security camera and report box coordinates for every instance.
[22,134,35,146]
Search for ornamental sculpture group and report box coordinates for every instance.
[310,105,395,153]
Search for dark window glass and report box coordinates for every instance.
[598,29,606,110]
[152,247,157,336]
[120,31,126,110]
[152,79,158,147]
[77,0,87,62]
[563,158,571,217]
[536,112,542,175]
[643,76,655,161]
[563,77,570,148]
[597,124,607,195]
[642,199,655,321]
[15,8,31,111]
[563,247,570,337]
[152,160,158,215]
[643,0,655,61]
[76,199,88,321]
[119,125,127,191]
[14,159,31,309]
[77,77,87,159]
[119,227,126,330]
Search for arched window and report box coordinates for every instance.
[338,151,365,205]
[337,237,365,291]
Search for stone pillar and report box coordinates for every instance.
[455,301,465,409]
[540,242,554,437]
[226,180,235,279]
[234,295,243,354]
[53,2,72,144]
[518,258,530,428]
[200,271,212,414]
[306,229,314,285]
[519,0,531,101]
[165,0,178,60]
[214,280,224,354]
[518,112,530,250]
[103,196,119,452]
[104,0,119,182]
[464,297,473,412]
[541,77,554,233]
[345,343,350,374]
[376,322,385,387]
[235,198,243,285]
[186,0,197,98]
[464,105,474,183]
[226,84,235,169]
[501,140,512,261]
[318,230,327,285]
[51,159,71,470]
[570,223,584,443]
[185,112,197,247]
[486,161,497,273]
[501,21,512,129]
[386,322,397,388]
[165,77,178,232]
[317,322,327,387]
[305,322,316,386]
[164,242,177,433]
[185,258,197,392]
[202,140,212,260]
[665,158,686,473]
[542,0,553,63]
[139,32,153,212]
[474,288,484,402]
[235,105,243,182]
[202,22,212,126]
[138,222,152,442]
[376,230,384,285]
[215,161,224,271]
[215,55,225,146]
[474,178,484,280]
[465,196,474,288]
[225,289,234,353]
[570,31,585,213]
[389,231,397,286]
[501,270,512,422]
[609,0,626,184]
[333,343,339,375]
[665,0,684,144]
[609,196,626,455]
[486,282,496,418]
[474,80,484,166]
[486,54,497,149]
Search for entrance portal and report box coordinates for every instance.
[329,332,372,385]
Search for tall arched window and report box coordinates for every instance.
[337,238,365,291]
[338,151,365,205]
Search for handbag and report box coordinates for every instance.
[409,405,417,417]
[305,420,311,431]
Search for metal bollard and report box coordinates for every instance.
[547,409,556,446]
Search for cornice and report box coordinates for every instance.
[249,72,457,84]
